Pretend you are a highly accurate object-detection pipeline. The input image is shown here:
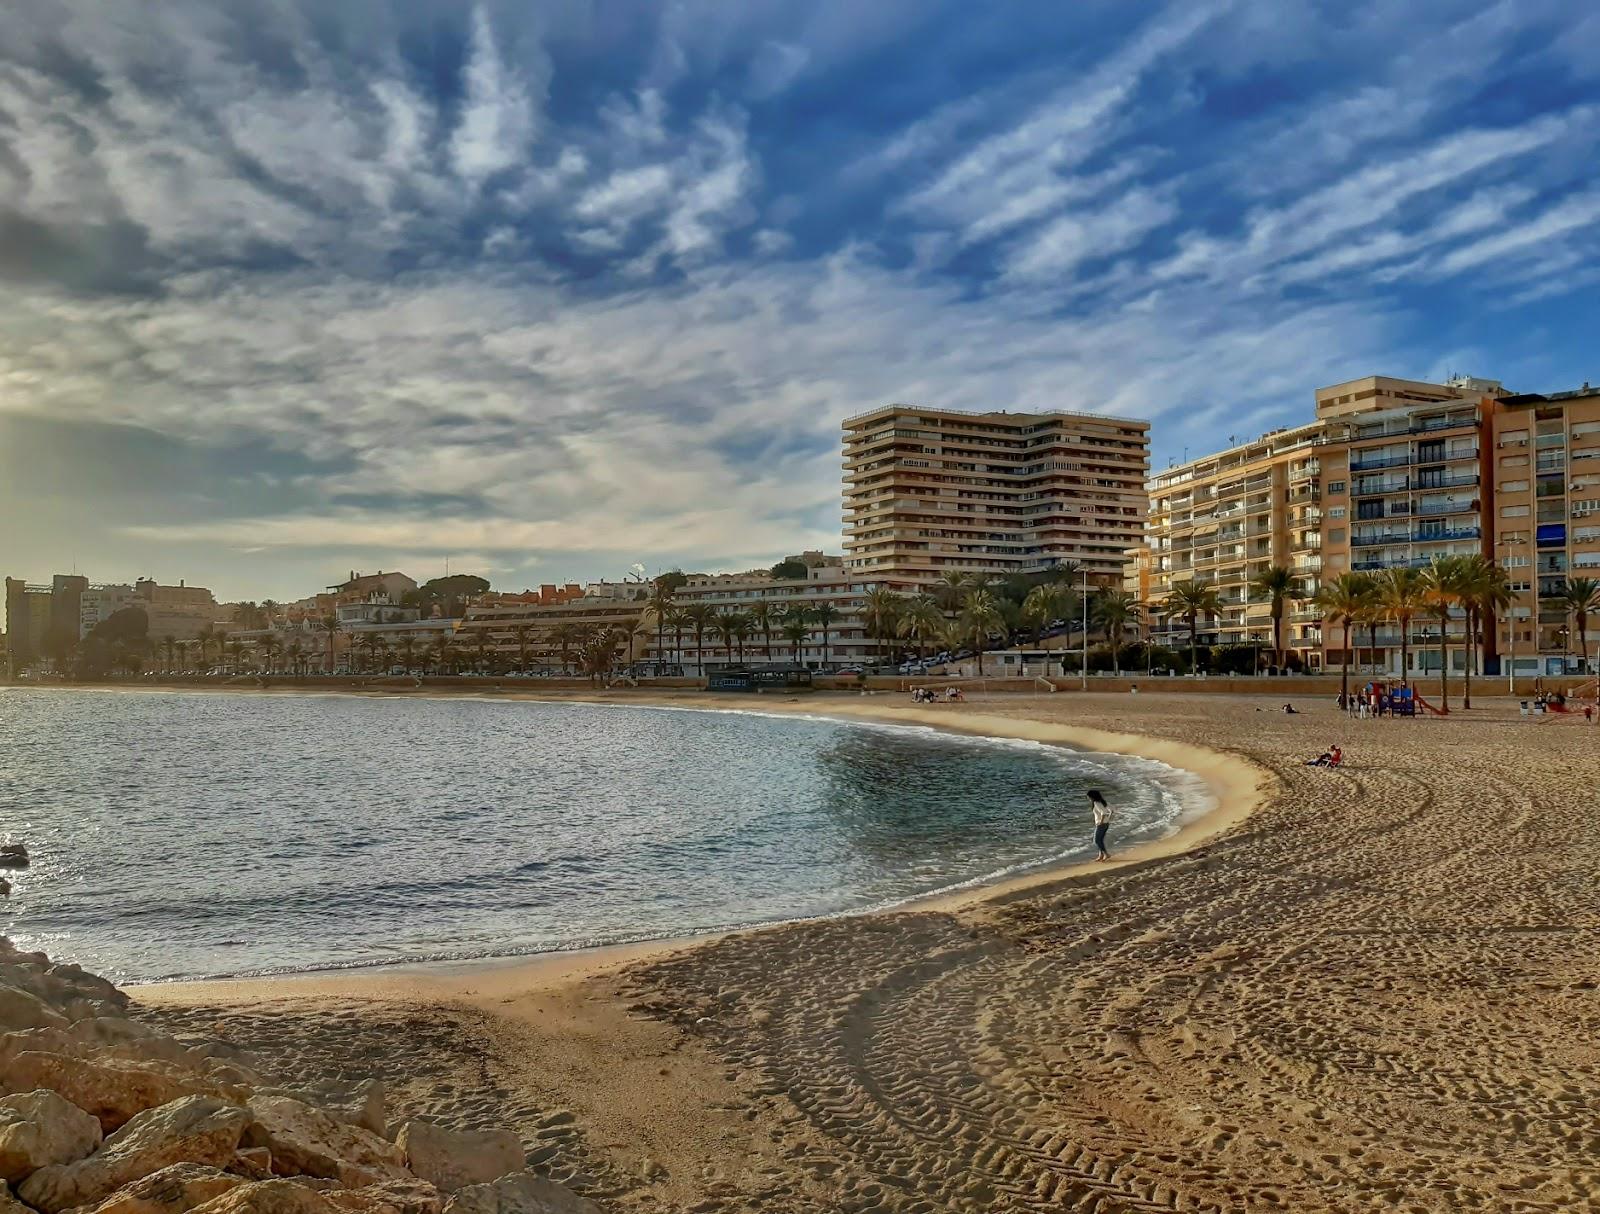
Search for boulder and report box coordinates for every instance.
[258,1083,383,1141]
[0,1052,225,1133]
[241,1097,405,1187]
[186,1180,341,1214]
[441,1173,601,1214]
[0,1089,103,1181]
[324,1179,444,1214]
[19,1096,250,1214]
[0,1181,31,1214]
[76,1162,248,1214]
[0,986,70,1033]
[228,1149,274,1180]
[394,1123,522,1194]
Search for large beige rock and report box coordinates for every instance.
[241,1097,405,1187]
[186,1179,339,1214]
[0,1018,194,1069]
[0,1180,32,1214]
[324,1178,444,1214]
[441,1173,600,1214]
[0,1089,102,1181]
[19,1095,250,1214]
[0,1053,224,1134]
[77,1162,248,1214]
[395,1123,522,1194]
[0,986,69,1033]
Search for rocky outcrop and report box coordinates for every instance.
[0,939,599,1214]
[0,1089,102,1181]
[394,1124,523,1194]
[19,1095,250,1213]
[441,1174,601,1214]
[241,1097,405,1188]
[77,1161,248,1214]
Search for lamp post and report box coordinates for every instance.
[1496,536,1518,697]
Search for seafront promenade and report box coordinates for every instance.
[135,691,1600,1213]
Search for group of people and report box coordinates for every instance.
[910,686,964,703]
[1337,689,1406,718]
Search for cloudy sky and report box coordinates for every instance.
[2,1,1597,602]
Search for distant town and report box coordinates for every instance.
[6,373,1599,684]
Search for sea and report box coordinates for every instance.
[0,688,1210,982]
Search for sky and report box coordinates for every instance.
[1,1,1598,603]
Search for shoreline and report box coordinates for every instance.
[127,693,1268,1004]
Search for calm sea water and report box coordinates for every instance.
[0,689,1209,982]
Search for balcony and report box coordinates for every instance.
[1415,471,1479,490]
[1351,532,1411,548]
[1413,527,1481,543]
[1349,453,1411,472]
[1414,501,1476,517]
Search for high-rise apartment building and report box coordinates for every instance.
[1147,375,1503,674]
[842,405,1150,585]
[1491,383,1600,678]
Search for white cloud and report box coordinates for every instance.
[449,6,544,184]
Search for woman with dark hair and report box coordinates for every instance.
[1088,790,1112,862]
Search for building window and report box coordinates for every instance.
[1501,505,1531,518]
[1327,480,1346,494]
[1328,528,1346,544]
[1327,506,1346,519]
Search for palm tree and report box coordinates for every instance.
[1457,555,1511,709]
[1248,566,1300,671]
[862,587,903,665]
[663,608,688,670]
[713,609,742,668]
[285,639,304,677]
[472,629,491,674]
[897,594,945,662]
[319,615,341,672]
[257,634,280,674]
[809,603,839,670]
[1163,580,1224,675]
[1314,572,1375,708]
[1420,555,1471,711]
[958,588,1003,676]
[681,603,718,677]
[781,614,810,664]
[749,601,775,663]
[1376,566,1427,689]
[646,582,676,667]
[1354,581,1385,680]
[1094,589,1141,677]
[550,622,580,676]
[1558,576,1600,676]
[933,571,970,614]
[513,624,533,673]
[225,635,246,673]
[398,633,417,674]
[160,635,177,673]
[1022,582,1072,652]
[196,625,217,671]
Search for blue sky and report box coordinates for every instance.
[2,0,1597,601]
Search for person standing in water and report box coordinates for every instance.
[1089,790,1112,862]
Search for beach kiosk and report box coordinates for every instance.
[707,666,814,693]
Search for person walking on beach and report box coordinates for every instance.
[1089,790,1113,862]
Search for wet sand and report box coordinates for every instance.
[135,690,1600,1212]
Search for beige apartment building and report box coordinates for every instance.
[842,405,1150,586]
[1147,375,1504,674]
[1147,420,1336,666]
[1491,383,1600,678]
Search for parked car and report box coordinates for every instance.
[833,665,864,675]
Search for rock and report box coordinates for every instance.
[228,1149,274,1180]
[324,1179,444,1214]
[241,1097,406,1187]
[325,1082,385,1141]
[0,986,70,1032]
[19,1096,250,1214]
[0,1052,226,1134]
[0,846,27,871]
[186,1179,341,1214]
[0,1089,103,1181]
[77,1162,248,1214]
[0,1181,31,1214]
[395,1123,522,1194]
[442,1173,601,1214]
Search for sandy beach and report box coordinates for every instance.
[132,689,1600,1212]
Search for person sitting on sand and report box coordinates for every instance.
[947,686,965,702]
[1283,703,1298,714]
[1088,790,1112,862]
[1306,744,1342,768]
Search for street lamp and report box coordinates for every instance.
[1080,565,1090,691]
[1496,536,1519,696]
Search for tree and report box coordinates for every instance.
[196,626,217,670]
[1377,566,1427,689]
[713,610,743,668]
[862,587,903,665]
[160,635,178,673]
[1314,572,1375,707]
[654,570,689,593]
[319,615,341,672]
[933,571,970,614]
[646,583,676,668]
[809,603,839,669]
[897,594,945,661]
[1420,555,1471,711]
[1457,555,1511,709]
[769,558,808,580]
[549,622,580,676]
[398,634,417,673]
[1093,590,1141,677]
[1248,566,1300,671]
[1558,576,1600,676]
[749,601,775,662]
[473,629,491,674]
[403,575,490,620]
[1163,581,1223,675]
[663,608,687,670]
[781,614,810,663]
[1022,583,1072,650]
[958,588,1003,676]
[513,624,533,673]
[257,633,280,674]
[681,603,718,676]
[285,639,303,677]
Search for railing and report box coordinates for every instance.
[1414,501,1474,516]
[1352,532,1411,548]
[1413,527,1481,543]
[1415,472,1479,490]
[1349,453,1411,472]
